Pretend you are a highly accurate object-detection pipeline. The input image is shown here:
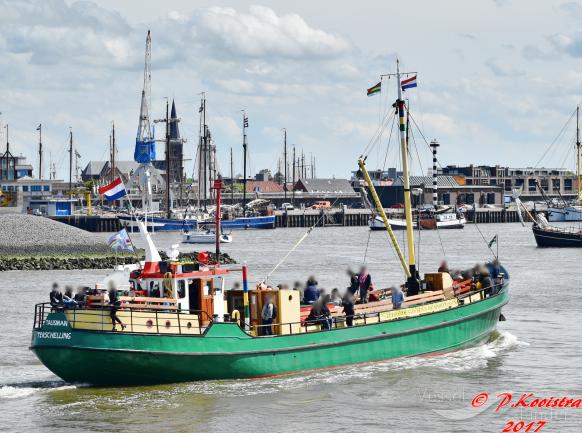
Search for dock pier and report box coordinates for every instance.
[47,208,540,232]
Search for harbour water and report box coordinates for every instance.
[1,224,581,433]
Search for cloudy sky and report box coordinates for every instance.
[1,0,582,180]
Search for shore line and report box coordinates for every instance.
[0,252,236,272]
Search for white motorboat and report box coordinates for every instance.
[182,229,232,244]
[369,215,417,230]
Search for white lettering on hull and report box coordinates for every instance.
[37,331,72,340]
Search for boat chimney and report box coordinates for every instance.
[430,139,440,208]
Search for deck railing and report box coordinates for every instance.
[33,282,505,338]
[33,303,213,335]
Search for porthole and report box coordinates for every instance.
[165,320,171,328]
[146,319,153,328]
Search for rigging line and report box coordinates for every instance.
[472,218,496,258]
[361,110,394,158]
[262,196,342,284]
[409,125,424,175]
[435,223,447,258]
[532,108,576,169]
[381,111,397,171]
[363,228,372,264]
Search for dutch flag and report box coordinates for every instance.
[401,75,418,91]
[98,177,127,201]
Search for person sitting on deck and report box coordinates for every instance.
[307,294,332,330]
[108,284,126,332]
[302,277,320,304]
[438,260,449,273]
[261,295,277,336]
[341,291,355,327]
[391,286,405,310]
[62,286,78,309]
[330,288,343,306]
[49,283,63,308]
[357,266,372,304]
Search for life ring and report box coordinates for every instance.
[163,272,173,297]
[231,309,240,323]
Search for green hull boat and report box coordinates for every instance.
[31,286,508,386]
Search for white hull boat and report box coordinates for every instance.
[182,229,232,244]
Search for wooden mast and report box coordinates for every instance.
[396,59,420,294]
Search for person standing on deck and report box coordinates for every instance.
[108,285,125,332]
[347,269,359,295]
[358,266,372,304]
[261,295,277,336]
[391,286,405,310]
[342,291,355,327]
[49,283,63,308]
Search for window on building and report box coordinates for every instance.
[528,179,537,192]
[442,193,451,205]
[565,179,573,191]
[505,179,512,191]
[465,193,475,204]
[515,178,524,187]
[540,178,549,191]
[487,193,496,204]
[31,185,42,192]
[22,186,28,192]
[552,178,561,192]
[43,185,49,191]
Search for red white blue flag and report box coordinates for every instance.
[401,75,417,91]
[98,177,127,201]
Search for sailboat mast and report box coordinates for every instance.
[38,124,42,180]
[112,122,116,183]
[242,111,248,217]
[577,105,580,206]
[68,128,73,192]
[283,128,287,201]
[396,59,420,295]
[230,147,234,204]
[164,99,171,218]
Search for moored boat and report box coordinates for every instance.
[182,228,232,244]
[532,214,582,247]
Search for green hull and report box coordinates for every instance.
[31,288,509,386]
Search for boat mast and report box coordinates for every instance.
[111,122,116,183]
[230,147,234,204]
[292,145,296,206]
[203,96,207,210]
[283,128,287,201]
[430,139,440,208]
[37,124,42,180]
[164,98,171,218]
[68,128,73,192]
[577,105,580,206]
[396,59,420,294]
[242,111,248,217]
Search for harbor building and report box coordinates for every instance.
[440,165,579,200]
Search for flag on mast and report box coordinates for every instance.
[98,177,127,200]
[108,228,134,252]
[401,75,418,91]
[367,81,381,97]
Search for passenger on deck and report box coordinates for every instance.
[438,260,449,273]
[330,288,343,306]
[307,294,332,330]
[261,295,277,336]
[62,286,78,309]
[480,268,494,297]
[342,291,355,327]
[358,266,372,304]
[302,277,320,304]
[347,269,359,295]
[73,287,86,308]
[49,283,63,308]
[391,286,405,310]
[488,259,502,280]
[108,285,126,332]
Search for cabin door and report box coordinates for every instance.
[188,279,200,311]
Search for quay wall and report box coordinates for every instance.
[47,209,542,232]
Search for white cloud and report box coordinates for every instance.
[192,5,351,60]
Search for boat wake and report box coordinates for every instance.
[0,380,74,400]
[180,330,527,397]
